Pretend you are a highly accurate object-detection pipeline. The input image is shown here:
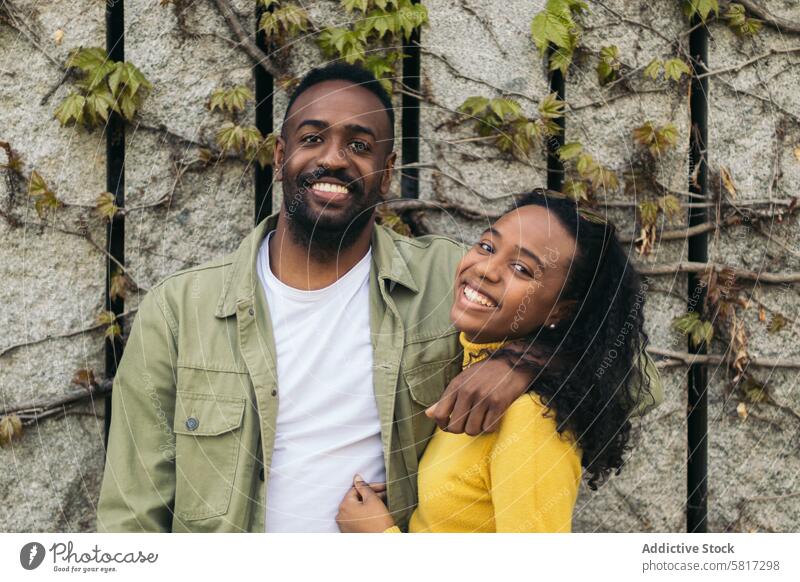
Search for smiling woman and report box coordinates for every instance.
[336,188,657,533]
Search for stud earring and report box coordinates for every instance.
[548,322,556,329]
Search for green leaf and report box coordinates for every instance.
[65,47,109,73]
[457,96,490,117]
[28,170,50,198]
[596,45,620,85]
[558,142,583,161]
[85,86,116,124]
[723,3,763,36]
[663,58,691,81]
[638,200,659,227]
[95,192,119,220]
[767,314,787,333]
[683,0,719,23]
[643,58,662,80]
[531,9,573,55]
[741,376,767,403]
[658,194,681,223]
[537,92,565,119]
[54,93,86,126]
[343,0,370,13]
[672,311,714,347]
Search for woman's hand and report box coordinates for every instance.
[336,475,396,533]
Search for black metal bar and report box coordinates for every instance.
[104,0,125,450]
[546,58,566,193]
[687,15,709,534]
[400,22,421,200]
[254,2,274,224]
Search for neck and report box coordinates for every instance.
[269,207,374,290]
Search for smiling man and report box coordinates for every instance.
[96,63,662,533]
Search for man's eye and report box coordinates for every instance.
[349,141,369,152]
[301,134,322,143]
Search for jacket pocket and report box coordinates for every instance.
[403,359,462,407]
[172,391,246,521]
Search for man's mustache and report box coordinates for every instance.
[296,169,362,196]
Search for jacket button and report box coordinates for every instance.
[259,467,265,481]
[271,389,277,396]
[248,307,254,316]
[185,417,199,431]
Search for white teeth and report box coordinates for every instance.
[312,182,348,194]
[463,285,496,308]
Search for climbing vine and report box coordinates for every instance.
[1,0,799,452]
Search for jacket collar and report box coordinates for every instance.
[214,210,418,318]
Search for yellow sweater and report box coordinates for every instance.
[385,332,583,533]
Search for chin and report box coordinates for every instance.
[450,305,488,337]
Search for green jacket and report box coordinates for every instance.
[96,211,663,532]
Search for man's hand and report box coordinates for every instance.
[425,357,529,435]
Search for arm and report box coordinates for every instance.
[489,395,582,532]
[95,285,177,532]
[427,346,664,435]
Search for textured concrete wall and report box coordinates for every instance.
[706,2,800,532]
[1,0,797,532]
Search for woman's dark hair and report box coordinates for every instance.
[494,188,653,490]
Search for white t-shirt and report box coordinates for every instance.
[257,230,385,532]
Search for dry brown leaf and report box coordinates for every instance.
[794,146,800,162]
[53,29,64,46]
[758,306,766,322]
[0,414,23,446]
[736,402,748,419]
[719,166,737,198]
[72,368,97,389]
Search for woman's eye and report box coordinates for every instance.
[478,241,493,253]
[512,263,531,276]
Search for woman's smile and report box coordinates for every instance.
[457,282,499,310]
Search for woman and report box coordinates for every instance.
[336,188,653,533]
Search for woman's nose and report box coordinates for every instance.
[474,257,502,283]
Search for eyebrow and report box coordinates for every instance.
[295,119,376,140]
[484,227,545,270]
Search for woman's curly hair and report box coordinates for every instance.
[493,188,654,490]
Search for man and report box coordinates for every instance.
[96,63,662,533]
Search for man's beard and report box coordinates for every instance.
[282,168,379,261]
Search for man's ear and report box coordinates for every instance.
[273,135,286,181]
[379,151,397,196]
[546,299,577,328]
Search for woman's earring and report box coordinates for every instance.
[548,322,556,329]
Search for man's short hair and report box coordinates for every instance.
[282,62,395,148]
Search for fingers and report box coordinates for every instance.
[445,383,477,434]
[368,482,387,501]
[427,383,459,431]
[353,475,375,501]
[463,400,488,436]
[481,407,503,433]
[343,485,361,503]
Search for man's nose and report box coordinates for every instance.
[316,139,349,171]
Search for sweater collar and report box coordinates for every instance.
[459,332,507,368]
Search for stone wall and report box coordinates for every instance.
[1,0,797,532]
